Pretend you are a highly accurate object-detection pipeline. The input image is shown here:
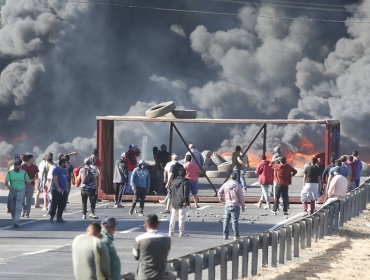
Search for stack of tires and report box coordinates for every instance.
[145,101,197,119]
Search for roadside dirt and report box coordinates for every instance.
[244,206,370,280]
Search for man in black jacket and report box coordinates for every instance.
[168,168,190,237]
[113,152,128,208]
[321,157,335,195]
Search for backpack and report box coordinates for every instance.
[80,168,94,185]
[73,166,82,187]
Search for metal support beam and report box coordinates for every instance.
[325,123,340,167]
[172,123,218,194]
[169,122,174,162]
[263,124,267,156]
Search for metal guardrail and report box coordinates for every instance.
[123,180,370,280]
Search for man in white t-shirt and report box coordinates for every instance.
[35,155,46,208]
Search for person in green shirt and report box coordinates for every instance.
[5,160,31,228]
[101,217,121,280]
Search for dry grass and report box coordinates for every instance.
[243,206,370,280]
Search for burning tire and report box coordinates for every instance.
[206,171,230,178]
[211,153,226,166]
[166,110,197,119]
[201,150,213,167]
[208,163,218,171]
[146,101,176,118]
[217,161,232,172]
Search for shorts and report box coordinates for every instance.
[188,180,198,195]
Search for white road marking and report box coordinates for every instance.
[23,249,54,255]
[159,219,168,221]
[120,227,141,233]
[268,212,303,231]
[197,205,210,210]
[251,181,260,186]
[0,202,111,230]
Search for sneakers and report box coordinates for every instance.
[159,200,165,204]
[179,233,189,237]
[129,208,134,215]
[161,210,170,214]
[42,208,47,211]
[271,210,277,215]
[255,202,262,208]
[302,211,308,216]
[195,205,200,209]
[284,212,290,216]
[264,204,271,209]
[43,213,50,217]
[138,212,144,217]
[34,205,41,208]
[89,213,98,219]
[234,236,240,240]
[114,204,124,208]
[168,232,173,236]
[49,217,54,223]
[21,212,25,217]
[25,214,29,218]
[14,222,19,228]
[223,236,228,240]
[82,214,86,219]
[56,218,67,223]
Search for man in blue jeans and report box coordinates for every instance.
[129,159,150,217]
[218,173,245,240]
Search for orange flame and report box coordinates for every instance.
[0,169,6,184]
[219,136,320,167]
[13,133,26,142]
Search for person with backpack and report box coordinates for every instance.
[5,160,31,228]
[78,158,99,220]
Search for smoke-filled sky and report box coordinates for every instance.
[0,0,370,168]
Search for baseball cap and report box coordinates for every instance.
[101,217,117,228]
[129,144,138,149]
[189,144,194,149]
[14,160,22,166]
[14,154,20,160]
[121,152,126,158]
[84,158,91,165]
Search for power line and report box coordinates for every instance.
[56,0,370,24]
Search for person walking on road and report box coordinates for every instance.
[72,223,111,280]
[126,144,139,194]
[301,157,322,216]
[183,155,200,208]
[21,154,39,218]
[49,158,68,223]
[5,160,31,228]
[184,144,204,168]
[157,144,169,195]
[231,146,249,191]
[133,214,171,280]
[352,150,362,187]
[161,154,182,214]
[270,156,297,215]
[78,158,99,220]
[218,172,245,240]
[113,152,128,208]
[255,154,273,209]
[101,217,121,280]
[129,159,150,217]
[168,167,190,237]
[35,155,46,208]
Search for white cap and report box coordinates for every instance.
[171,153,178,160]
[189,144,194,149]
[121,152,126,158]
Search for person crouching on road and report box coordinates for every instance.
[218,172,245,240]
[168,167,190,237]
[129,159,150,217]
[5,160,31,228]
[113,152,128,208]
[78,158,99,220]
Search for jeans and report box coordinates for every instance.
[114,183,126,205]
[164,188,171,203]
[9,189,25,224]
[125,171,134,194]
[131,187,147,211]
[259,185,270,204]
[273,184,289,212]
[355,179,360,188]
[169,207,187,235]
[350,181,356,191]
[240,169,247,189]
[49,189,68,219]
[23,184,34,215]
[81,187,97,214]
[223,205,240,237]
[157,170,165,195]
[233,170,242,185]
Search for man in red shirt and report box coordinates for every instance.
[126,144,138,195]
[269,156,297,215]
[255,154,273,209]
[21,154,39,218]
[183,155,200,208]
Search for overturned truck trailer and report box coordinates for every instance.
[96,116,340,202]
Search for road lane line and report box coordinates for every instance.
[120,227,141,233]
[251,181,260,186]
[23,249,54,255]
[268,212,302,231]
[197,205,210,210]
[0,202,111,230]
